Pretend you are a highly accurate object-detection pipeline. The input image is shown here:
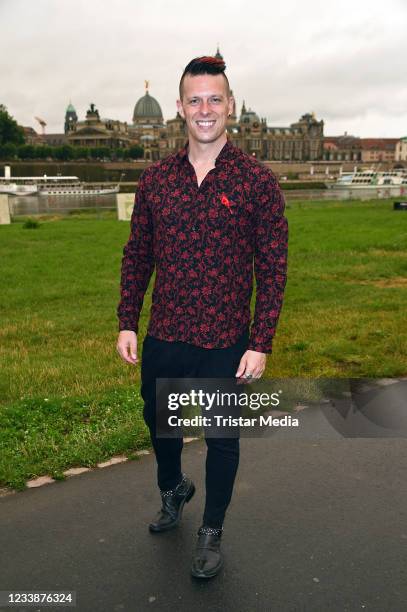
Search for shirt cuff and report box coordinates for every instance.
[118,318,138,333]
[247,338,273,354]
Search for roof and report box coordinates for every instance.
[133,91,163,122]
[324,135,361,147]
[360,138,399,150]
[240,110,260,124]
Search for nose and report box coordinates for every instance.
[199,100,210,115]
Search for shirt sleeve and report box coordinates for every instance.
[248,171,288,353]
[117,171,155,333]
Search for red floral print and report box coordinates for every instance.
[117,138,288,353]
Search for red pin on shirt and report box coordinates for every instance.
[220,194,235,214]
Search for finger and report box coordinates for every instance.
[117,343,138,365]
[235,355,248,378]
[129,341,137,362]
[119,350,135,365]
[126,342,138,364]
[237,371,254,385]
[242,368,263,384]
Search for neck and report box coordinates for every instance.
[187,132,228,166]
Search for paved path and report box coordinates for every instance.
[1,383,407,612]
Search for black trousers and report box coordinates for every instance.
[140,327,250,529]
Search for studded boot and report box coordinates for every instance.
[191,526,223,578]
[149,473,196,533]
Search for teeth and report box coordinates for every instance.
[197,121,215,126]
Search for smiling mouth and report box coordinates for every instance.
[196,120,216,129]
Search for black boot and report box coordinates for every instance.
[191,526,223,578]
[149,473,195,533]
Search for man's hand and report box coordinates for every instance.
[235,350,267,384]
[117,330,138,365]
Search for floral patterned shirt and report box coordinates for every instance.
[117,137,288,353]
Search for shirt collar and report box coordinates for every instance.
[177,136,235,167]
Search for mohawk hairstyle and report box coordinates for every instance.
[179,56,231,99]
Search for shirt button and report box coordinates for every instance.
[192,226,197,231]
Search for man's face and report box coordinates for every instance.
[176,73,234,146]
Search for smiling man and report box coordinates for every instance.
[117,56,288,579]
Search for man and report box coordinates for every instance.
[117,55,288,579]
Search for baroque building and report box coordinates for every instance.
[227,106,324,161]
[323,134,362,161]
[127,47,324,161]
[59,47,325,161]
[66,103,131,148]
[128,80,167,161]
[323,135,399,163]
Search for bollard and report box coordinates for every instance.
[0,195,11,224]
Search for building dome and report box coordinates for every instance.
[239,100,260,125]
[133,90,163,124]
[240,110,260,123]
[240,110,260,124]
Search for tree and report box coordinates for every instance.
[0,105,25,146]
[35,145,53,159]
[54,145,75,160]
[90,146,111,160]
[73,146,90,160]
[18,144,36,159]
[128,144,144,159]
[0,142,17,159]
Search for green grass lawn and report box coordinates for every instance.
[0,199,406,489]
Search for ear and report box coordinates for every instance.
[176,98,185,119]
[228,95,234,116]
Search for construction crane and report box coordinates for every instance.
[34,116,47,135]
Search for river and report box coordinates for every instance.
[7,187,401,217]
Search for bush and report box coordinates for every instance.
[54,145,76,160]
[22,218,40,229]
[286,172,299,180]
[282,181,327,190]
[0,142,18,159]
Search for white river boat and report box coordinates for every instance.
[1,165,121,196]
[327,169,407,190]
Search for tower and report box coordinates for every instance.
[215,44,223,60]
[64,101,78,133]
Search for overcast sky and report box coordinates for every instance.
[1,0,406,138]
